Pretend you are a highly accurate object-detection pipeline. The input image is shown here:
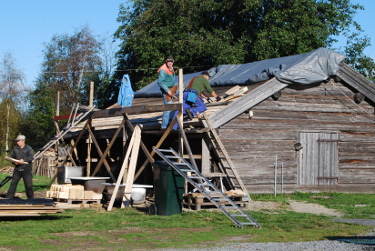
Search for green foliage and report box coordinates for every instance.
[21,82,57,149]
[22,26,110,148]
[0,99,22,152]
[113,0,369,91]
[0,51,28,154]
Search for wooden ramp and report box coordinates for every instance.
[0,198,63,217]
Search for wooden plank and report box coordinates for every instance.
[122,126,141,207]
[210,78,288,128]
[91,103,182,118]
[107,126,141,211]
[336,63,375,103]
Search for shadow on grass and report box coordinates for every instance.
[329,236,375,246]
[0,214,72,221]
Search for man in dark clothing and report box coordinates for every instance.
[6,135,34,199]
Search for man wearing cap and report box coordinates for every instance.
[157,55,177,129]
[6,135,34,199]
[172,71,221,130]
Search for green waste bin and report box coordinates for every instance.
[150,161,185,216]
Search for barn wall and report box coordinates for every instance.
[218,80,375,193]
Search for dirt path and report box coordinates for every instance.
[248,200,343,217]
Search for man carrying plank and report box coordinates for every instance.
[6,135,34,199]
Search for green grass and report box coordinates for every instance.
[0,173,374,250]
[0,208,371,250]
[0,173,51,197]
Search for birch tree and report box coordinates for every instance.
[0,52,27,153]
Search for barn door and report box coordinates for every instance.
[298,132,339,185]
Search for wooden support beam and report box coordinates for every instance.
[122,126,141,208]
[107,126,141,211]
[85,123,116,182]
[49,119,89,187]
[176,116,197,169]
[91,118,127,177]
[91,103,182,118]
[134,111,182,180]
[124,117,154,182]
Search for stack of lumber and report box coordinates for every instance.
[0,198,63,217]
[47,184,102,203]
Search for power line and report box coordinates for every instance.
[41,65,211,75]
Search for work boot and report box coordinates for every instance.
[185,109,193,120]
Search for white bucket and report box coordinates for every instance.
[131,187,146,204]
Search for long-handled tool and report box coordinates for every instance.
[0,176,12,188]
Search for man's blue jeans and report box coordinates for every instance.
[161,92,174,129]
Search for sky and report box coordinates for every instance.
[0,0,374,89]
[0,0,125,88]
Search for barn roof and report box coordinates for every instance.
[135,47,346,97]
[63,47,375,137]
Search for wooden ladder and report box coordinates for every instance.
[199,112,250,202]
[32,103,95,162]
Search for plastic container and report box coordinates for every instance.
[151,161,185,216]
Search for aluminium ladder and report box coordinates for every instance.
[153,147,260,228]
[199,113,250,201]
[32,104,95,162]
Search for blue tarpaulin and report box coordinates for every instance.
[134,48,346,97]
[117,74,134,107]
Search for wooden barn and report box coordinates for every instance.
[43,47,375,199]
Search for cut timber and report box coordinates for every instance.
[0,198,63,217]
[183,193,249,211]
[209,77,288,128]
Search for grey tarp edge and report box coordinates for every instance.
[134,47,346,97]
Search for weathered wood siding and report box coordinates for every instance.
[218,80,375,193]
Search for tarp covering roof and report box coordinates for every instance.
[135,47,346,97]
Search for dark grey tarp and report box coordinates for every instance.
[135,47,346,97]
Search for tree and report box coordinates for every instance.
[95,34,120,109]
[0,52,27,153]
[113,0,369,90]
[25,26,104,147]
[37,25,102,114]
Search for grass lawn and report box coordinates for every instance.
[0,173,374,250]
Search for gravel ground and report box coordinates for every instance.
[167,240,375,251]
[159,217,375,251]
[160,236,375,251]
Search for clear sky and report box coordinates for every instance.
[0,0,124,88]
[0,0,374,89]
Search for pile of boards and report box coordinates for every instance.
[0,198,63,217]
[46,184,103,202]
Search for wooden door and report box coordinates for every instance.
[298,131,339,185]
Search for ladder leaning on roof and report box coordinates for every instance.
[32,103,95,162]
[153,147,260,228]
[199,112,250,202]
